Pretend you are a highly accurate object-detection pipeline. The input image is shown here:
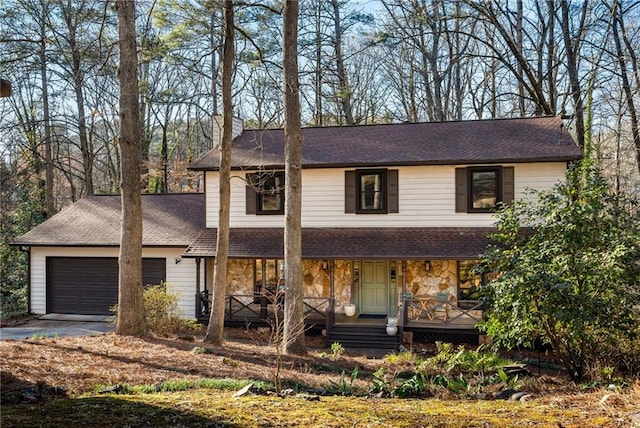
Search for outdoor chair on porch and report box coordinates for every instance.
[200,290,210,316]
[408,295,435,320]
[434,291,450,320]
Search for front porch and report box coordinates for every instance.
[183,229,492,349]
[196,291,484,349]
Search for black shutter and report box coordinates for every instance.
[345,170,356,213]
[455,168,467,213]
[387,169,399,213]
[502,166,514,205]
[246,173,257,215]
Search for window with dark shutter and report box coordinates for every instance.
[246,171,285,215]
[357,169,386,213]
[468,167,500,212]
[345,169,398,214]
[456,166,514,213]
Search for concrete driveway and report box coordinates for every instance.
[0,315,114,340]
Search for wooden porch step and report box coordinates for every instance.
[328,324,402,350]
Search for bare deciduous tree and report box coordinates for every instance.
[115,0,146,336]
[282,0,305,355]
[204,0,234,346]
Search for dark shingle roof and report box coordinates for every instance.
[189,116,581,170]
[13,193,204,247]
[183,228,493,260]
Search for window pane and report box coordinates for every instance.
[471,171,497,209]
[255,259,263,284]
[258,173,284,213]
[360,173,384,210]
[458,260,481,300]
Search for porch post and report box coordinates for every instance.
[260,259,268,318]
[195,257,201,319]
[328,259,335,326]
[399,260,407,330]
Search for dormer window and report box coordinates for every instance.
[246,171,285,215]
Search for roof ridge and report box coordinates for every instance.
[241,115,561,132]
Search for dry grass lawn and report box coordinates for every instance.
[1,328,639,427]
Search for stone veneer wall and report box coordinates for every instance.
[226,259,254,297]
[403,260,458,302]
[224,259,352,308]
[223,259,458,308]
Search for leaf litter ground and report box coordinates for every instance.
[1,327,638,427]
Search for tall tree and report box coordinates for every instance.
[560,0,587,149]
[115,0,146,336]
[610,0,640,175]
[282,0,305,355]
[38,0,54,217]
[51,0,98,195]
[205,0,234,346]
[329,0,353,125]
[463,1,557,117]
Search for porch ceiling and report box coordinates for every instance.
[182,227,495,260]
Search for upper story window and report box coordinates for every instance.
[455,166,514,213]
[358,169,386,213]
[469,167,500,212]
[345,169,399,214]
[246,171,285,215]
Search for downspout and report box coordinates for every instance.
[18,246,31,314]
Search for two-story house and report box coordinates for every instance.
[13,116,581,347]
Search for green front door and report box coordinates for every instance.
[360,261,389,315]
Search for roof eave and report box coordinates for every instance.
[188,155,583,172]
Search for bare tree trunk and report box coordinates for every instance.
[204,0,234,345]
[465,1,555,116]
[282,0,306,355]
[330,0,353,125]
[39,0,54,217]
[546,0,556,112]
[560,0,586,149]
[60,3,93,195]
[115,0,147,337]
[210,8,219,117]
[314,0,323,126]
[611,0,640,174]
[516,0,525,116]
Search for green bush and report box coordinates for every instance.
[143,283,199,335]
[393,373,428,398]
[480,162,640,381]
[111,283,200,335]
[419,342,512,376]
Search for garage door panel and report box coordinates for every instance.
[47,257,166,315]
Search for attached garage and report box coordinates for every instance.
[14,194,204,318]
[46,257,166,315]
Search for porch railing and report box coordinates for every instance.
[402,294,484,327]
[196,291,330,328]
